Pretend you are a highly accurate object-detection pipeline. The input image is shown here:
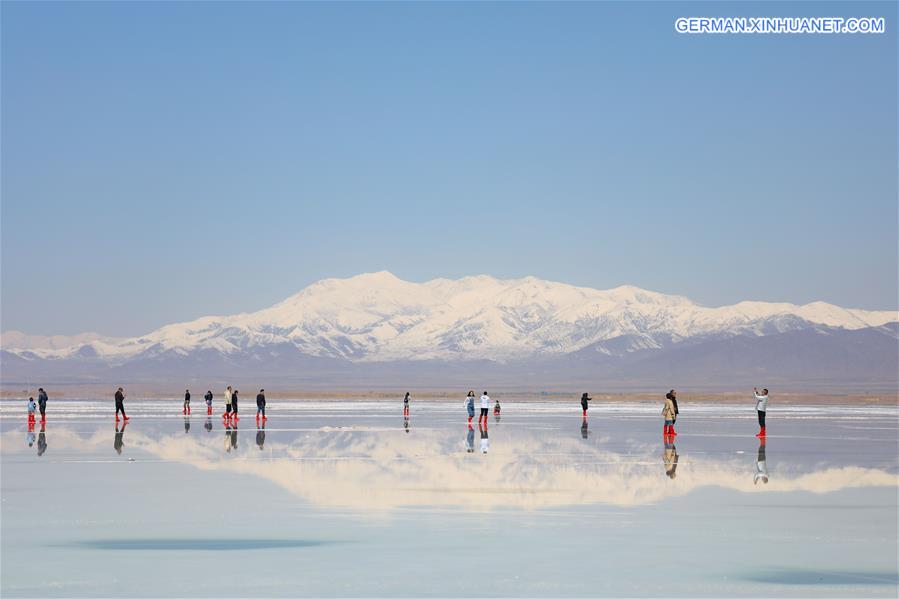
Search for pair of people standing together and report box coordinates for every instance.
[223,386,239,419]
[464,391,492,425]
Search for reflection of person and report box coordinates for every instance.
[479,392,491,426]
[662,393,677,437]
[754,387,769,438]
[663,437,678,479]
[403,415,410,434]
[479,424,489,454]
[754,439,769,485]
[464,391,476,424]
[231,421,239,450]
[114,387,129,422]
[184,416,191,434]
[114,421,127,454]
[466,424,475,453]
[204,416,213,433]
[255,421,266,450]
[581,392,592,417]
[581,418,589,439]
[26,420,36,447]
[224,421,233,452]
[183,389,191,415]
[37,423,47,457]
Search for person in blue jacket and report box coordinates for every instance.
[464,391,476,424]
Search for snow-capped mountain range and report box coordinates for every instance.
[4,271,896,366]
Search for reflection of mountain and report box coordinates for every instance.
[5,426,894,511]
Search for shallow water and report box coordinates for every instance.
[1,399,897,597]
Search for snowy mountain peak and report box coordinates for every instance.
[3,273,897,364]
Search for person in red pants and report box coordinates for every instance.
[115,387,129,422]
[754,387,769,437]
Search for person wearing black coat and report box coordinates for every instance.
[37,388,48,422]
[114,387,129,421]
[256,389,267,421]
[580,393,592,417]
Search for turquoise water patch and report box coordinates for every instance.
[745,569,898,585]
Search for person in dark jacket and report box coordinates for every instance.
[403,392,411,416]
[231,389,239,420]
[204,390,214,415]
[114,387,129,421]
[256,389,266,422]
[37,388,48,422]
[183,389,191,415]
[581,393,592,417]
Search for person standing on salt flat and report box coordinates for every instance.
[580,392,592,417]
[223,386,232,419]
[26,397,37,425]
[114,387,129,422]
[205,390,214,415]
[183,389,191,415]
[256,389,267,422]
[662,393,677,437]
[667,390,679,428]
[754,388,769,438]
[403,392,411,417]
[479,391,491,426]
[37,388,48,423]
[464,391,476,424]
[231,389,240,421]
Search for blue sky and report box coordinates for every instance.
[2,2,896,336]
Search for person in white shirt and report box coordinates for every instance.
[753,387,769,437]
[223,386,232,419]
[479,392,491,426]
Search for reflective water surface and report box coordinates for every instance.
[2,400,897,597]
